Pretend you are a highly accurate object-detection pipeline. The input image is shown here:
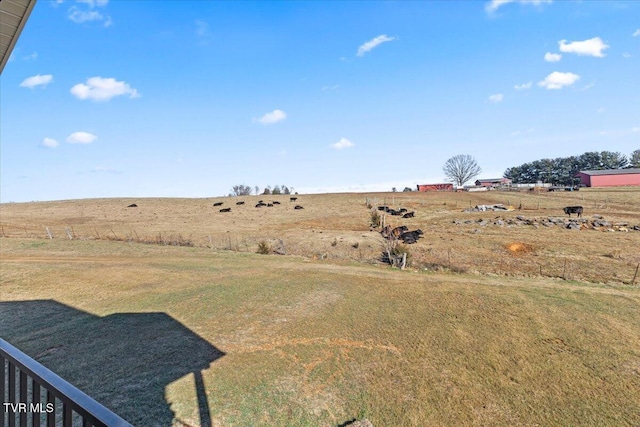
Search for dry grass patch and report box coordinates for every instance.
[2,238,640,426]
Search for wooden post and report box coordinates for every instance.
[632,263,639,285]
[208,235,213,249]
[400,252,406,270]
[94,227,101,239]
[46,227,53,239]
[448,248,451,268]
[562,258,567,280]
[65,227,73,240]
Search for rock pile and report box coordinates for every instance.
[452,215,640,232]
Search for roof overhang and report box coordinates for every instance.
[0,0,37,74]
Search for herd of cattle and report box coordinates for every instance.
[376,205,423,244]
[377,205,415,218]
[213,197,303,212]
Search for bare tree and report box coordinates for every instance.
[443,154,481,187]
[231,184,252,196]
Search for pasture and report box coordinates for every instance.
[1,188,640,426]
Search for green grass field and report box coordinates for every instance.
[1,190,640,426]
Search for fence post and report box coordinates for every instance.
[632,263,639,285]
[46,227,53,239]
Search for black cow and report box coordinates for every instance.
[127,203,138,208]
[402,211,415,218]
[255,202,267,208]
[219,208,231,213]
[563,206,583,218]
[290,197,298,202]
[399,229,423,244]
[294,205,304,210]
[273,201,281,205]
[236,201,245,205]
[213,202,224,207]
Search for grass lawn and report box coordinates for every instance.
[2,237,639,426]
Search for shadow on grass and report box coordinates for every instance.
[0,300,224,427]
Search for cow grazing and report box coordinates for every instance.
[294,205,304,210]
[398,208,408,213]
[273,201,281,205]
[290,197,298,202]
[255,202,267,208]
[219,208,231,213]
[267,203,274,207]
[127,203,138,208]
[563,206,583,218]
[402,211,415,218]
[213,202,224,207]
[236,201,245,205]
[377,206,388,211]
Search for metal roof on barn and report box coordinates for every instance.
[0,0,37,74]
[579,168,640,176]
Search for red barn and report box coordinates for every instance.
[577,169,640,187]
[416,183,454,192]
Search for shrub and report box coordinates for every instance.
[370,210,381,228]
[331,238,338,247]
[257,241,271,254]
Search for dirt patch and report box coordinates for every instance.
[506,242,535,255]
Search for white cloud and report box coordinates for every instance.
[42,137,59,148]
[20,74,53,89]
[632,127,640,133]
[68,0,111,26]
[70,77,140,101]
[66,132,97,144]
[68,8,103,23]
[622,52,631,58]
[255,109,287,125]
[633,29,640,37]
[538,71,580,89]
[357,34,396,57]
[321,85,339,91]
[544,52,561,62]
[558,37,609,57]
[488,93,504,103]
[485,0,552,14]
[331,137,354,150]
[23,52,38,61]
[514,81,532,90]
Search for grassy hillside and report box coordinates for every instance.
[2,188,640,283]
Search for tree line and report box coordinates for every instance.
[230,184,296,196]
[504,150,640,186]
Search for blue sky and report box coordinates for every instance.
[1,0,639,202]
